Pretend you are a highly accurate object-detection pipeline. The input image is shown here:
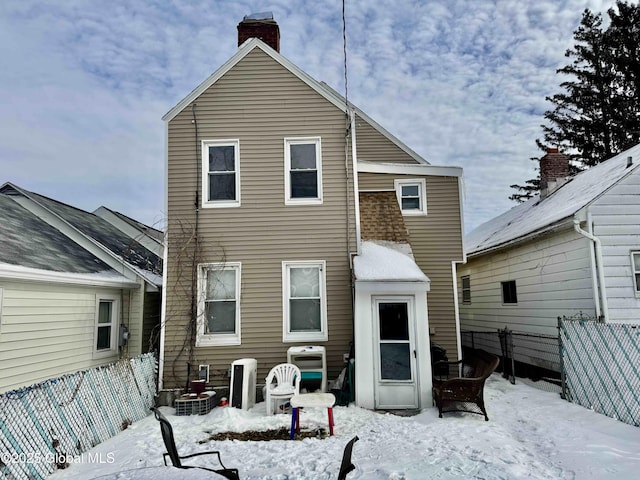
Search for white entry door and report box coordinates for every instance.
[373,297,419,409]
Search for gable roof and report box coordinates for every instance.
[0,183,163,287]
[162,37,429,166]
[0,193,137,287]
[467,143,640,256]
[97,206,164,243]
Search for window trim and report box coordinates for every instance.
[282,260,328,342]
[201,139,241,208]
[501,280,518,305]
[631,252,640,296]
[196,262,241,347]
[394,178,427,216]
[284,137,323,205]
[461,275,471,304]
[93,294,119,359]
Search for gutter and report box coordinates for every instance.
[573,216,608,321]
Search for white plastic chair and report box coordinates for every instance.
[265,363,301,415]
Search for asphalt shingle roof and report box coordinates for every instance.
[0,194,113,274]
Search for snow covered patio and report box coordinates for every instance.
[49,375,640,480]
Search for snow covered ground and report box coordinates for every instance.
[49,375,640,480]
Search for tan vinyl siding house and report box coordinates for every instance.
[164,46,357,386]
[358,172,464,358]
[161,26,464,410]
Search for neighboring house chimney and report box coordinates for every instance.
[539,147,570,198]
[237,12,280,52]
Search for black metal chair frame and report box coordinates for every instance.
[152,408,240,480]
[338,435,359,480]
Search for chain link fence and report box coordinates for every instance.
[461,329,562,392]
[559,316,640,427]
[0,353,157,480]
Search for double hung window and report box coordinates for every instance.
[202,139,240,207]
[94,295,118,359]
[282,261,327,341]
[197,263,241,346]
[394,178,427,215]
[632,252,640,293]
[462,276,471,304]
[284,137,323,204]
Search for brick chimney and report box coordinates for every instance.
[237,13,280,52]
[539,147,570,198]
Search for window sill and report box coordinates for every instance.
[92,349,118,360]
[202,201,241,209]
[401,210,427,216]
[196,335,241,347]
[283,332,328,343]
[285,198,323,206]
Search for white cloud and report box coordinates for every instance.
[0,0,620,232]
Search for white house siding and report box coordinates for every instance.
[0,280,123,393]
[590,168,640,323]
[459,228,595,366]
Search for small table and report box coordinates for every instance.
[289,392,336,440]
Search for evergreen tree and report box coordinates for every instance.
[510,1,640,202]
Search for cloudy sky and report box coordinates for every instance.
[0,0,618,233]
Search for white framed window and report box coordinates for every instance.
[94,294,119,359]
[202,139,240,208]
[631,252,640,294]
[462,276,471,304]
[394,178,427,215]
[284,137,323,205]
[197,262,241,346]
[282,261,327,342]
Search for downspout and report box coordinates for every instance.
[158,120,169,390]
[573,215,607,321]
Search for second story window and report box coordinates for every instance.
[202,139,240,208]
[285,137,323,205]
[394,178,427,215]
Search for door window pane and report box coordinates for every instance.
[380,344,411,380]
[379,303,409,340]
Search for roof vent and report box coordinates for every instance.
[627,156,633,168]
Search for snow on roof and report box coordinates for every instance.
[354,241,429,282]
[467,143,640,255]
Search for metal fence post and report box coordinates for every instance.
[557,316,566,400]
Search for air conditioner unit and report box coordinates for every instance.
[229,358,257,410]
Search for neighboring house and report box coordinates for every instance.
[161,15,464,410]
[458,144,640,372]
[0,182,163,393]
